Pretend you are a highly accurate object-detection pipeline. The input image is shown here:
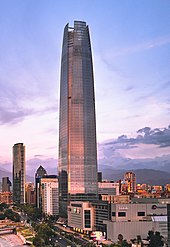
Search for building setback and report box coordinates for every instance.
[13,143,26,204]
[58,21,98,215]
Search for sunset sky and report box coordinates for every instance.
[0,0,170,169]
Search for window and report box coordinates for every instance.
[118,212,126,217]
[112,212,116,217]
[138,212,145,216]
[84,210,91,228]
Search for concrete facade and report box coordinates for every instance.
[104,203,168,242]
[41,176,59,216]
[98,182,119,196]
[68,201,95,233]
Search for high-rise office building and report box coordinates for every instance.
[41,175,59,216]
[13,143,26,204]
[124,171,136,193]
[58,21,98,215]
[35,165,47,208]
[2,177,11,192]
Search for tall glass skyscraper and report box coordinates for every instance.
[58,21,98,215]
[13,143,26,204]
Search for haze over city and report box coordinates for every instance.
[0,0,170,175]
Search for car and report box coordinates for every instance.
[59,237,62,240]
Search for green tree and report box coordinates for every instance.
[35,223,54,245]
[21,204,42,221]
[33,235,45,247]
[0,213,5,220]
[155,231,164,247]
[0,202,8,211]
[116,234,130,247]
[118,234,123,245]
[147,231,164,247]
[82,243,96,247]
[4,209,20,222]
[122,239,130,247]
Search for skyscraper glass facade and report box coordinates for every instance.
[13,143,26,204]
[58,21,98,214]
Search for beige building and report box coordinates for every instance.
[41,176,59,216]
[101,194,130,204]
[25,182,35,205]
[104,203,167,242]
[98,181,119,196]
[0,192,13,204]
[68,201,95,233]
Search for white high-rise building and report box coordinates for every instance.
[41,176,59,216]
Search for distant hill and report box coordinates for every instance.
[0,166,170,186]
[0,168,11,181]
[0,168,34,183]
[100,168,170,185]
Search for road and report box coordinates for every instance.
[54,225,89,246]
[54,233,76,247]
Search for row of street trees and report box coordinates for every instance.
[33,223,55,246]
[0,203,20,222]
[102,231,164,247]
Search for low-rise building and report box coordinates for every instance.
[98,181,119,197]
[25,182,35,205]
[92,200,111,233]
[0,192,13,204]
[104,203,168,242]
[68,201,95,234]
[132,197,170,205]
[101,194,130,204]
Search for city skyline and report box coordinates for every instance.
[0,1,170,173]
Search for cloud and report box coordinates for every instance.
[0,106,34,125]
[137,126,170,147]
[133,80,170,104]
[0,83,58,125]
[98,125,170,171]
[0,104,58,125]
[34,154,45,158]
[99,125,170,153]
[124,85,134,92]
[111,36,170,57]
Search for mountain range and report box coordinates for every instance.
[0,157,170,185]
